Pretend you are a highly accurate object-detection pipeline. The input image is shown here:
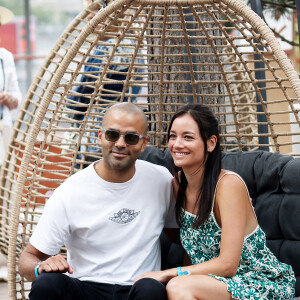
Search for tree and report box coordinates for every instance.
[248,0,298,47]
[0,0,23,15]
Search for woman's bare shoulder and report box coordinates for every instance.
[216,170,249,203]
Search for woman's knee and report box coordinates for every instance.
[166,277,189,300]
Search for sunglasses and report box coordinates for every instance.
[102,128,147,145]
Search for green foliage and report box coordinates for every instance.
[31,6,59,25]
[247,0,298,47]
[0,1,76,26]
[260,0,295,19]
[0,0,23,15]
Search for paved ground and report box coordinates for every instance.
[0,253,8,299]
[0,281,8,299]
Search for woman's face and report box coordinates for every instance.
[168,114,207,170]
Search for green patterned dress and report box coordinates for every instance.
[180,172,296,300]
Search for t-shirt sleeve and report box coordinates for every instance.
[29,187,71,256]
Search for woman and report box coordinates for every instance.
[136,104,295,300]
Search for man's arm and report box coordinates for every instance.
[19,243,73,282]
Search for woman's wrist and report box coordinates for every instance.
[165,268,178,280]
[177,266,191,276]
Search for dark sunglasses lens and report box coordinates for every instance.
[125,133,140,145]
[105,130,120,142]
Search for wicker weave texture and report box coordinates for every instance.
[0,0,299,299]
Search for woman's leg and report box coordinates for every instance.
[166,275,233,300]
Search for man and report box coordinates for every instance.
[0,6,22,166]
[19,103,176,300]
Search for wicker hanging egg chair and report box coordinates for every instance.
[0,0,300,298]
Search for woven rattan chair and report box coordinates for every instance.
[1,0,300,298]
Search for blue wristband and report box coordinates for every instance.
[34,262,41,278]
[177,266,191,276]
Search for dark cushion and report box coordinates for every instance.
[140,148,300,297]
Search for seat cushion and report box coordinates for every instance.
[140,148,300,296]
[222,151,300,296]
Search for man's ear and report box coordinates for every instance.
[98,129,103,146]
[207,135,217,153]
[140,136,149,153]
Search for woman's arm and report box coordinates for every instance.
[135,174,250,282]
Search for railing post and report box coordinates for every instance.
[24,0,33,91]
[296,0,300,48]
[250,0,269,150]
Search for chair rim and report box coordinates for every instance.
[6,0,300,298]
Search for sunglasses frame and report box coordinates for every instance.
[101,128,147,145]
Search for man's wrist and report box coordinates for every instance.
[34,261,42,278]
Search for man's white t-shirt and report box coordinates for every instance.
[30,159,176,285]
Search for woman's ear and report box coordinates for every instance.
[207,135,217,152]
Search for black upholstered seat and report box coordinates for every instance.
[140,148,300,297]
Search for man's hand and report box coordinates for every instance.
[38,254,73,275]
[0,91,18,110]
[19,243,73,282]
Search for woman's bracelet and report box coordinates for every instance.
[177,266,191,276]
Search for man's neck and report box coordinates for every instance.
[93,160,136,183]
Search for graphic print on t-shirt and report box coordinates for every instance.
[109,208,140,224]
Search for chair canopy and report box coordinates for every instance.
[0,0,300,298]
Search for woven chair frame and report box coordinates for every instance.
[0,0,300,298]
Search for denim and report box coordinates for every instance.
[29,273,167,300]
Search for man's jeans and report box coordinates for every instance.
[29,273,167,300]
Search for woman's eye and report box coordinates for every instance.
[184,135,194,140]
[169,134,177,139]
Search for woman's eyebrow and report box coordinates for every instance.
[170,130,196,135]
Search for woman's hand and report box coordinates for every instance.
[134,269,176,283]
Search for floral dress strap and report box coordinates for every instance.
[212,171,256,219]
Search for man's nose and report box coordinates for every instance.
[114,135,126,148]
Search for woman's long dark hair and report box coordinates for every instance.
[167,104,222,228]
